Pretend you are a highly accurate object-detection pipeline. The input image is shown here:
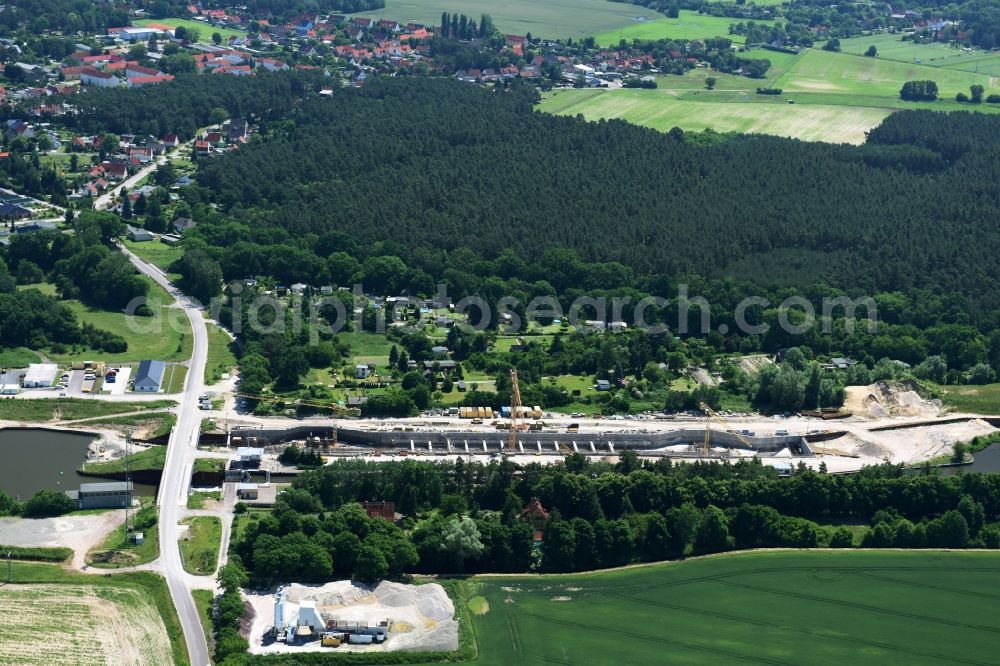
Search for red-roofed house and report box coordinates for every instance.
[127,74,174,87]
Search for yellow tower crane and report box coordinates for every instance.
[699,402,754,456]
[509,369,526,452]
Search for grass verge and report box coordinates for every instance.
[179,516,222,575]
[0,398,175,422]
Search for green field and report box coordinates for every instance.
[205,321,238,385]
[122,239,183,279]
[338,331,397,369]
[0,346,41,367]
[0,398,174,423]
[841,33,1000,77]
[135,17,245,41]
[939,383,1000,414]
[24,276,193,364]
[594,11,778,46]
[179,516,221,575]
[538,46,1000,144]
[352,0,661,39]
[191,589,215,654]
[773,47,1000,98]
[458,550,1000,665]
[540,87,892,143]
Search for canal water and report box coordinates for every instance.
[0,428,157,500]
[941,443,1000,476]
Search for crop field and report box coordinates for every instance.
[539,88,891,143]
[0,583,173,666]
[456,550,1000,665]
[840,33,1000,77]
[594,11,779,46]
[134,17,245,41]
[352,0,661,39]
[773,48,1000,98]
[539,46,1000,143]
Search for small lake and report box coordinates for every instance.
[0,428,157,500]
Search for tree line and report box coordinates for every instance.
[224,455,1000,585]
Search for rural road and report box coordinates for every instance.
[122,245,211,666]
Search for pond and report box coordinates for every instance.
[0,428,157,500]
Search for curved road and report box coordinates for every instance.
[121,245,211,666]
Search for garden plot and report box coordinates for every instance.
[0,584,172,666]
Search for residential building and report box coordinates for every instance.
[126,225,155,242]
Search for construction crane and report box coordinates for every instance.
[699,402,754,456]
[509,369,527,451]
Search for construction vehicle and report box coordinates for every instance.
[699,402,754,455]
[566,423,580,433]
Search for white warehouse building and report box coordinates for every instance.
[22,363,58,388]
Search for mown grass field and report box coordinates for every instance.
[205,321,238,385]
[122,239,183,280]
[840,33,1000,77]
[538,46,1000,144]
[0,562,186,666]
[353,0,661,39]
[594,11,779,46]
[20,277,193,364]
[456,550,1000,665]
[135,17,245,41]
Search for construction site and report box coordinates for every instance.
[246,581,457,654]
[210,373,999,476]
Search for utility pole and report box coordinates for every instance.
[7,550,11,583]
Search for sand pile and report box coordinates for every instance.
[246,580,458,656]
[844,381,941,418]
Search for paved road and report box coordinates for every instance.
[122,245,211,666]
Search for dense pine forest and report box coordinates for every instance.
[192,79,1000,327]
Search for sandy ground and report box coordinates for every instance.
[0,584,172,666]
[247,580,457,655]
[0,512,124,569]
[844,381,942,418]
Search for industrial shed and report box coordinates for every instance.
[22,363,58,388]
